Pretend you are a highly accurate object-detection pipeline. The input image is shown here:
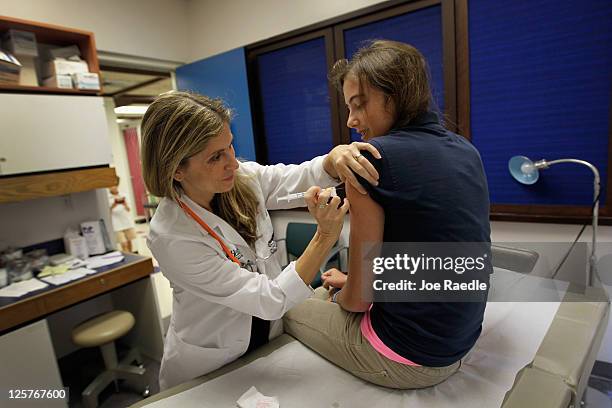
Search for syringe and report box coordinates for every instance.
[276,186,338,204]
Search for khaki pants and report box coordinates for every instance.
[283,287,460,389]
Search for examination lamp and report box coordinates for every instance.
[508,155,600,287]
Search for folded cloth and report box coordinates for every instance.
[236,386,279,408]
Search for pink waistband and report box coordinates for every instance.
[360,308,421,366]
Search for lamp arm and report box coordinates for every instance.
[536,159,600,286]
[538,159,600,184]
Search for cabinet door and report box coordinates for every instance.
[0,319,67,407]
[0,94,112,175]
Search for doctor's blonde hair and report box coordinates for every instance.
[141,91,260,245]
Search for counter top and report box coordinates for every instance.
[0,253,154,333]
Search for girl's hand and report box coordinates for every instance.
[324,142,381,194]
[322,268,348,289]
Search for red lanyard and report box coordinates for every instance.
[177,199,241,265]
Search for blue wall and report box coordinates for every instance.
[256,37,334,164]
[469,0,612,206]
[176,48,256,161]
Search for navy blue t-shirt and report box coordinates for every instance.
[357,111,491,367]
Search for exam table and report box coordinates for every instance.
[130,293,608,407]
[131,246,610,408]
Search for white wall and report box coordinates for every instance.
[0,0,391,62]
[104,97,139,223]
[0,190,112,250]
[0,0,189,62]
[491,221,612,244]
[185,0,391,61]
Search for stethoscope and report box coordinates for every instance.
[177,199,277,273]
[231,235,279,273]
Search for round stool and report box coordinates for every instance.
[73,310,134,348]
[72,311,149,408]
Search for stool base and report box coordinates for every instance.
[82,346,149,408]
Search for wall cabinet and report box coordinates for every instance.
[0,93,112,176]
[0,16,117,203]
[0,14,100,95]
[0,320,66,407]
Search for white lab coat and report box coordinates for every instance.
[148,155,338,390]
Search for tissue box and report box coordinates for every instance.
[72,72,100,90]
[0,50,21,84]
[2,29,38,57]
[42,58,89,77]
[80,221,107,255]
[43,74,73,89]
[64,235,89,259]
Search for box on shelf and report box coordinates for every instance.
[42,58,89,78]
[72,72,100,90]
[16,55,38,86]
[0,50,21,84]
[2,29,38,57]
[42,74,72,89]
[48,45,81,59]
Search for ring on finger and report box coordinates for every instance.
[318,203,328,209]
[353,154,363,160]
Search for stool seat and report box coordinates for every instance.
[72,311,135,348]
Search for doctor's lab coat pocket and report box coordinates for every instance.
[162,334,231,388]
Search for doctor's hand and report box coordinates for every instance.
[322,268,347,289]
[304,186,349,241]
[324,142,381,194]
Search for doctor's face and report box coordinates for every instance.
[174,122,239,202]
[343,74,395,141]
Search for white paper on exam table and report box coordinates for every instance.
[145,278,563,408]
[40,267,97,285]
[236,386,279,408]
[0,278,49,297]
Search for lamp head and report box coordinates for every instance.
[509,155,539,185]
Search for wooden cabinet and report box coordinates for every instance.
[0,16,117,203]
[0,320,66,407]
[0,14,100,95]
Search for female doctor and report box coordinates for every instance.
[140,91,380,390]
